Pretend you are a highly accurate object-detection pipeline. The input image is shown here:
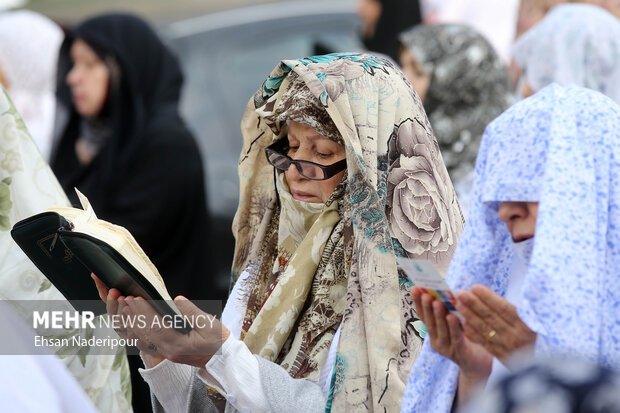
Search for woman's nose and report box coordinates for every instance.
[286,162,304,180]
[66,67,78,86]
[498,202,526,223]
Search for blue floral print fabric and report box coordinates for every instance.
[401,84,620,412]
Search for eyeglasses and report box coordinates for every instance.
[264,139,347,181]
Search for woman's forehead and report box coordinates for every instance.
[287,122,340,144]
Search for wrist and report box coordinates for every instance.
[457,359,492,381]
[457,369,489,409]
[459,366,491,381]
[142,352,167,368]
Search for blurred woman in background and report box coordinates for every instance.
[0,10,63,160]
[358,0,422,62]
[398,24,513,213]
[50,13,213,411]
[51,13,212,302]
[512,3,620,102]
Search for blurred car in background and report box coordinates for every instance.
[162,1,363,296]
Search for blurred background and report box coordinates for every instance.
[1,0,526,299]
[4,0,364,298]
[12,0,619,309]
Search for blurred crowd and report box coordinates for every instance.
[0,0,620,412]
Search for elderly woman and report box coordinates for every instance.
[400,84,620,412]
[94,53,464,412]
[512,3,620,102]
[398,24,513,211]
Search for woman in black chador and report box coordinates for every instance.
[50,13,214,411]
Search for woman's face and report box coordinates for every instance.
[66,39,110,117]
[516,0,562,38]
[357,0,382,38]
[400,48,430,101]
[498,201,539,242]
[285,120,346,203]
[0,65,8,89]
[520,79,537,99]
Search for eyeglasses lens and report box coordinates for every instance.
[299,163,322,179]
[267,151,290,170]
[266,148,326,180]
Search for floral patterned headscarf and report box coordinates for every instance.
[232,53,464,411]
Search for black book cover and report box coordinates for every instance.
[11,212,190,333]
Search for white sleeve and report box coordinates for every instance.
[139,358,193,412]
[197,334,270,413]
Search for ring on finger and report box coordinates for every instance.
[486,329,497,342]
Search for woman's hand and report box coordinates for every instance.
[412,287,493,379]
[91,273,133,340]
[413,287,494,408]
[119,295,230,368]
[91,274,167,367]
[456,285,536,366]
[92,273,230,368]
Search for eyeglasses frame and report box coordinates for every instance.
[264,138,347,181]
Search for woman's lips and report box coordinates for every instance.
[291,189,315,201]
[512,234,534,242]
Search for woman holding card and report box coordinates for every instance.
[400,84,620,412]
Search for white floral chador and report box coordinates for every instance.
[231,54,464,412]
[0,87,132,412]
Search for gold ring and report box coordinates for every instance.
[487,329,497,341]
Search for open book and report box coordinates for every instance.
[11,190,189,332]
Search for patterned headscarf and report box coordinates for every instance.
[398,24,513,185]
[401,84,620,412]
[232,53,464,411]
[512,4,620,104]
[269,71,342,144]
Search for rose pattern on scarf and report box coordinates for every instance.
[1,149,22,173]
[386,118,460,255]
[306,59,367,102]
